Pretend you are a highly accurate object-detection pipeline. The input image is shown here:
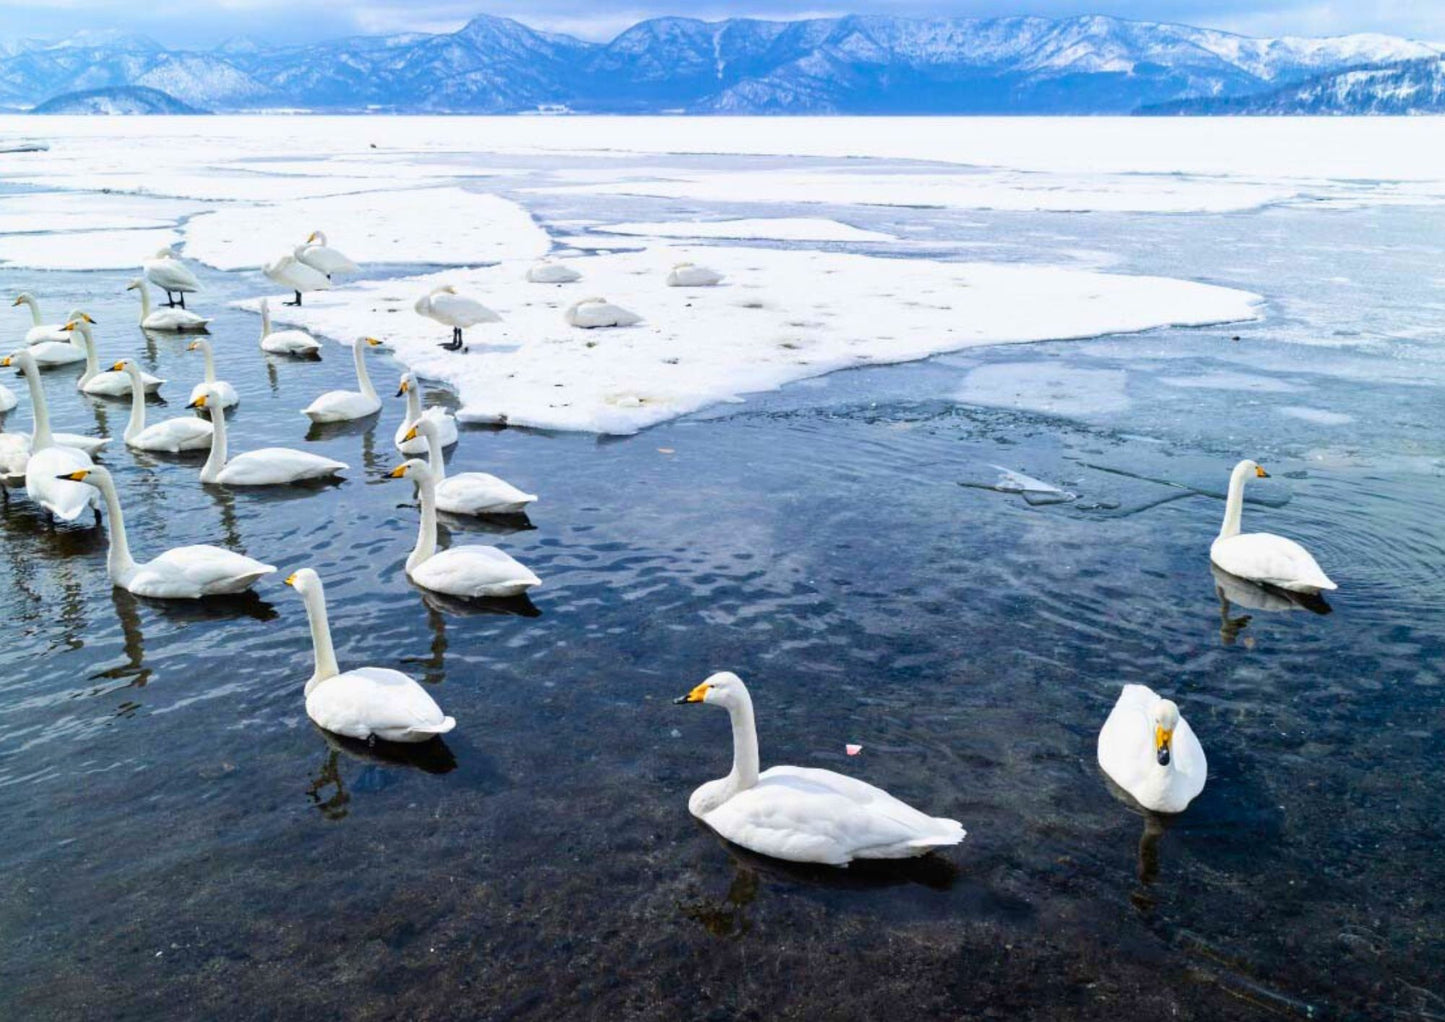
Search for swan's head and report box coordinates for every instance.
[125,278,143,292]
[1234,458,1269,480]
[396,372,415,397]
[284,568,323,596]
[431,285,457,296]
[401,417,438,444]
[10,293,32,307]
[54,467,106,488]
[110,359,140,376]
[187,385,220,410]
[3,349,33,371]
[306,230,324,244]
[61,312,95,330]
[362,336,383,348]
[1152,699,1181,766]
[186,340,206,352]
[675,671,749,710]
[388,459,433,485]
[154,246,176,258]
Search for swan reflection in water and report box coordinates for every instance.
[1212,563,1331,646]
[306,728,457,822]
[1101,773,1180,918]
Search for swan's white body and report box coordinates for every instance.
[19,301,88,366]
[127,278,209,331]
[565,297,641,329]
[69,320,164,397]
[414,286,499,330]
[115,361,211,452]
[1098,684,1207,814]
[258,298,321,356]
[526,261,581,284]
[68,466,273,597]
[185,338,239,410]
[0,382,13,413]
[263,250,331,300]
[12,293,71,345]
[667,262,724,287]
[297,231,359,278]
[392,459,541,599]
[288,568,455,743]
[192,388,346,486]
[27,443,97,521]
[0,349,108,487]
[677,673,965,865]
[407,417,536,515]
[143,247,200,298]
[1209,459,1336,594]
[395,373,457,455]
[302,338,382,423]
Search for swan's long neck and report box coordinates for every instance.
[19,360,54,450]
[724,692,761,793]
[352,342,376,400]
[124,369,146,442]
[76,323,98,385]
[19,295,41,326]
[94,470,137,580]
[408,473,439,571]
[260,302,271,339]
[405,382,422,423]
[1221,463,1250,540]
[200,400,228,483]
[302,584,341,690]
[200,342,218,384]
[135,284,152,322]
[425,426,445,482]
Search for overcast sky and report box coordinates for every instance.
[2,1,1442,50]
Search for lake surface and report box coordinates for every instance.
[0,130,1443,1020]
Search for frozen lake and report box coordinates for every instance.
[0,116,1443,1019]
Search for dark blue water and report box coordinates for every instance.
[0,180,1442,1020]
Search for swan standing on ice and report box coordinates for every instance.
[66,319,164,397]
[0,350,109,485]
[1098,684,1206,814]
[303,337,383,423]
[1211,459,1336,593]
[565,297,641,329]
[263,249,331,307]
[11,292,71,344]
[126,278,209,332]
[395,373,457,455]
[389,459,541,598]
[414,285,500,352]
[403,418,536,515]
[188,387,347,486]
[61,466,273,598]
[258,298,321,356]
[674,672,966,865]
[22,306,90,367]
[185,339,239,410]
[526,261,581,284]
[286,567,456,743]
[667,262,724,287]
[297,231,359,279]
[112,360,212,453]
[143,246,200,309]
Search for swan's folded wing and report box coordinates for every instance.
[307,667,450,739]
[413,545,540,596]
[146,545,274,593]
[440,473,536,512]
[1214,532,1332,589]
[25,446,94,520]
[223,448,346,483]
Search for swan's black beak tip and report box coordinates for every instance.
[672,695,691,705]
[1156,746,1171,766]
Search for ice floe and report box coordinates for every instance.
[0,191,203,234]
[242,246,1259,435]
[957,363,1133,418]
[0,228,182,271]
[1159,371,1302,393]
[594,218,897,243]
[1278,406,1354,425]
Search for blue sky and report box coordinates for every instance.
[2,1,1442,49]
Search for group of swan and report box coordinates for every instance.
[262,230,357,307]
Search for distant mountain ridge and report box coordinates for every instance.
[0,13,1440,114]
[30,85,206,115]
[1142,56,1445,113]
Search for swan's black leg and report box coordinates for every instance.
[164,290,176,307]
[179,293,186,309]
[284,290,302,307]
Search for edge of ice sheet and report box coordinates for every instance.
[593,218,897,243]
[238,246,1262,436]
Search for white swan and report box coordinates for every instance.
[286,567,456,743]
[23,306,90,367]
[667,262,724,287]
[0,379,13,413]
[1098,684,1206,814]
[0,349,108,489]
[526,260,581,284]
[257,298,321,356]
[1210,459,1336,593]
[263,250,330,307]
[62,465,273,597]
[675,672,966,865]
[142,246,200,309]
[113,360,212,453]
[302,337,382,423]
[395,373,457,455]
[67,319,164,397]
[4,348,99,522]
[12,292,71,344]
[414,285,499,351]
[404,417,536,515]
[565,296,641,329]
[297,231,359,278]
[189,387,347,486]
[127,277,209,332]
[185,338,239,409]
[389,459,541,598]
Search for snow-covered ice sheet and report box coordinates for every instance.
[0,228,181,270]
[593,218,897,243]
[243,246,1260,435]
[0,191,204,234]
[184,186,550,271]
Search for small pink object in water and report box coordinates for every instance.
[845,744,863,756]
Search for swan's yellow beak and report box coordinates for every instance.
[674,681,711,705]
[9,297,20,307]
[188,395,207,409]
[396,380,410,396]
[1155,725,1173,766]
[365,336,381,347]
[186,341,200,351]
[110,361,126,372]
[283,572,298,587]
[126,281,137,291]
[57,470,90,482]
[0,356,11,368]
[403,426,419,442]
[1255,465,1269,478]
[388,464,409,478]
[62,320,78,332]
[307,232,318,243]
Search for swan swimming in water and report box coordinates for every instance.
[126,277,209,332]
[20,304,90,367]
[142,246,200,309]
[404,417,536,515]
[112,360,212,453]
[66,319,164,397]
[257,298,321,357]
[286,567,456,743]
[1097,684,1206,814]
[11,292,71,345]
[414,285,500,351]
[3,349,100,523]
[565,297,641,329]
[1210,459,1335,594]
[297,231,359,279]
[395,373,457,455]
[302,337,383,423]
[675,672,966,865]
[0,350,108,490]
[189,387,347,486]
[185,338,239,410]
[263,249,331,307]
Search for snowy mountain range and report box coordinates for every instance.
[3,14,1441,115]
[1143,56,1445,114]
